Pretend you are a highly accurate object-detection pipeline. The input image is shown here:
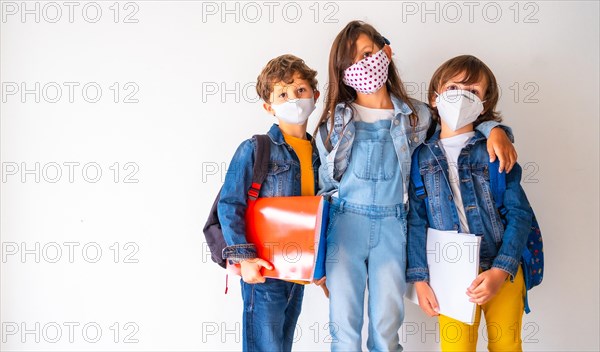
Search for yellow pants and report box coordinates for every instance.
[438,266,525,352]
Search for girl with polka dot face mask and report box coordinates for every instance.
[342,48,390,94]
[313,20,518,352]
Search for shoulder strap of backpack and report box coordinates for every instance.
[410,144,427,201]
[247,134,271,200]
[488,159,508,218]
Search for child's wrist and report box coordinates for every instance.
[490,267,510,279]
[239,258,257,267]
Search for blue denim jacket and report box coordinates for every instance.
[406,130,533,282]
[217,124,320,262]
[315,95,512,201]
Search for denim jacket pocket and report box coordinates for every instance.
[471,163,505,242]
[471,164,494,204]
[261,161,292,197]
[471,163,490,180]
[420,161,444,228]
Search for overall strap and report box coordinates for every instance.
[319,123,333,153]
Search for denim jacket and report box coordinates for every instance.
[315,95,512,202]
[217,124,320,262]
[406,130,533,282]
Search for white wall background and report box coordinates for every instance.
[1,1,598,351]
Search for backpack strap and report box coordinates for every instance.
[410,145,427,200]
[247,134,271,200]
[488,158,536,314]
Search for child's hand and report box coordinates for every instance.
[313,277,329,298]
[466,268,509,305]
[414,282,440,317]
[487,127,517,173]
[240,258,272,284]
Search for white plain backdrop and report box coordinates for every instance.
[1,1,598,351]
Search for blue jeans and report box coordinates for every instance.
[326,120,408,352]
[241,278,304,352]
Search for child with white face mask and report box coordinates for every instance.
[407,55,534,351]
[218,54,327,352]
[314,21,519,352]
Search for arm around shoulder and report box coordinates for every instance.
[406,148,431,283]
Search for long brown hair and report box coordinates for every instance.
[315,20,417,144]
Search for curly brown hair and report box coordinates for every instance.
[256,54,318,103]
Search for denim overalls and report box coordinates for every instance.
[326,119,408,352]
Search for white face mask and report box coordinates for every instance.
[271,98,316,125]
[435,90,485,131]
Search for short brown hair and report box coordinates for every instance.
[428,55,502,127]
[256,54,318,103]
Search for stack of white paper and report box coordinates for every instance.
[406,228,481,325]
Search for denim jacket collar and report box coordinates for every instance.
[421,130,487,170]
[267,123,314,145]
[390,94,413,116]
[267,124,319,168]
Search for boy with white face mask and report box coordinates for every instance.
[263,72,320,196]
[217,54,326,352]
[407,55,534,351]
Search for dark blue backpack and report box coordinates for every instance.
[410,146,543,313]
[488,159,543,313]
[203,135,271,269]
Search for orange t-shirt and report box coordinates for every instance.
[281,132,316,285]
[282,132,315,196]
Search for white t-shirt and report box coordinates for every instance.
[351,103,395,122]
[439,132,476,234]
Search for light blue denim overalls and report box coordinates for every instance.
[326,119,408,352]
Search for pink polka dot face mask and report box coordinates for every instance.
[342,49,390,94]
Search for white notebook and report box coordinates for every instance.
[406,228,481,325]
